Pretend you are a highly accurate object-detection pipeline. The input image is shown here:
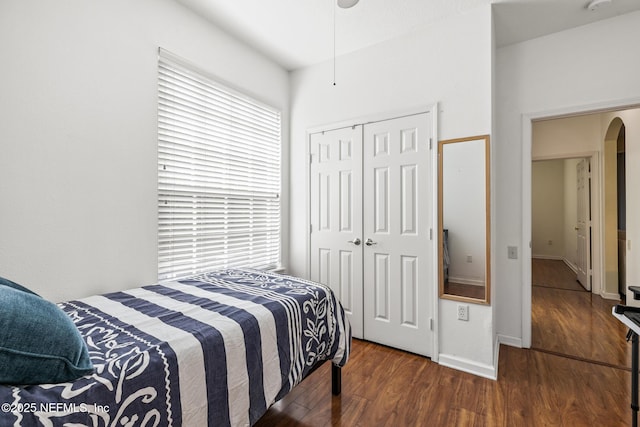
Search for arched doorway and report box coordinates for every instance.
[603,117,627,301]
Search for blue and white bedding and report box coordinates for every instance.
[0,268,351,427]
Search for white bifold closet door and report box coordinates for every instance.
[309,125,365,338]
[310,113,433,357]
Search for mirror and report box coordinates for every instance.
[438,135,490,304]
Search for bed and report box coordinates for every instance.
[0,268,351,426]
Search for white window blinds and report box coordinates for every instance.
[158,51,281,280]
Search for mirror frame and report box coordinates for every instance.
[438,134,491,305]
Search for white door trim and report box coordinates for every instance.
[305,103,439,360]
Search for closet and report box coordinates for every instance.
[309,111,435,357]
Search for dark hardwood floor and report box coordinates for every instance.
[531,258,630,369]
[255,259,632,426]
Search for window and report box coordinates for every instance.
[158,50,281,280]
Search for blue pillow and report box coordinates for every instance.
[0,284,94,385]
[0,275,39,296]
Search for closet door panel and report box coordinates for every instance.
[363,113,433,357]
[310,126,364,338]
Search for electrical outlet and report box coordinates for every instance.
[548,240,553,245]
[508,246,518,260]
[457,304,469,321]
[466,255,472,263]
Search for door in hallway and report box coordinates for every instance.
[576,158,590,290]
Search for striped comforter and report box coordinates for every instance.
[0,269,351,427]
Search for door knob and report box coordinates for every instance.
[365,238,377,246]
[347,238,361,246]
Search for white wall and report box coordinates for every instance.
[290,5,495,372]
[532,115,603,159]
[530,158,580,265]
[495,11,640,345]
[0,0,289,302]
[563,158,580,269]
[531,160,565,258]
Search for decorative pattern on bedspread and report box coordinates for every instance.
[0,269,351,427]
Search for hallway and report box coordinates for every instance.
[532,258,631,369]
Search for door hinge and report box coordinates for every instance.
[309,154,313,164]
[429,228,433,240]
[429,137,433,150]
[429,317,433,331]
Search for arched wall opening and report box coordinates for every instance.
[603,117,625,298]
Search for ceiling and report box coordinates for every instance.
[175,0,640,71]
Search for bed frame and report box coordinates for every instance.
[332,364,341,395]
